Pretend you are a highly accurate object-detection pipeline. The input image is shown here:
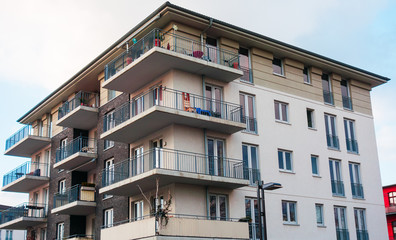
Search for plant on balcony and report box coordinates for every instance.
[238,216,252,222]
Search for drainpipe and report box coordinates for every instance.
[200,18,213,51]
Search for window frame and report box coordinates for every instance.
[272,57,284,76]
[315,204,325,226]
[278,149,293,172]
[306,108,315,129]
[303,67,311,84]
[107,89,116,102]
[242,144,259,185]
[324,114,339,150]
[311,155,319,176]
[240,93,257,133]
[389,192,396,206]
[329,159,344,196]
[58,179,66,194]
[282,200,297,224]
[344,118,358,153]
[104,208,114,227]
[56,222,64,240]
[274,101,289,123]
[209,194,228,220]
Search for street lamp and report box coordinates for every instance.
[257,181,282,240]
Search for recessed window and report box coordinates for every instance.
[311,155,319,176]
[303,67,311,84]
[209,194,227,220]
[104,140,114,150]
[324,114,339,149]
[307,109,315,128]
[104,208,114,227]
[329,159,344,196]
[274,101,288,123]
[278,150,292,172]
[315,204,324,226]
[272,58,284,75]
[240,93,257,133]
[322,74,333,105]
[344,119,358,154]
[56,222,64,240]
[389,192,396,206]
[282,201,297,224]
[108,90,116,101]
[341,80,352,110]
[349,163,364,199]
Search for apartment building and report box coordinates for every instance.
[383,184,396,239]
[0,2,389,240]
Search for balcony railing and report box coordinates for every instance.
[0,202,47,225]
[5,124,50,151]
[342,96,353,110]
[240,67,253,83]
[2,161,49,187]
[53,184,95,209]
[58,91,98,120]
[323,90,334,105]
[356,230,369,240]
[386,205,396,214]
[104,28,240,81]
[103,87,243,132]
[351,183,364,199]
[326,134,339,150]
[346,138,359,154]
[331,180,345,196]
[242,116,257,134]
[336,229,350,240]
[248,222,262,240]
[64,234,94,240]
[55,137,97,163]
[102,148,257,187]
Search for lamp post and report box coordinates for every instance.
[257,181,282,240]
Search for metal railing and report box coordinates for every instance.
[103,87,243,132]
[0,202,47,225]
[342,96,353,110]
[242,116,257,134]
[102,213,243,229]
[58,91,98,120]
[323,90,334,105]
[248,223,261,240]
[56,137,97,163]
[346,138,359,154]
[5,124,50,151]
[63,234,94,240]
[336,229,350,240]
[104,28,240,81]
[326,134,339,150]
[2,161,49,187]
[240,66,253,83]
[356,230,369,240]
[53,184,96,209]
[386,205,396,214]
[351,183,364,199]
[102,148,258,187]
[331,180,345,196]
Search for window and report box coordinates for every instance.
[56,222,64,240]
[322,74,333,104]
[278,150,292,172]
[207,138,225,177]
[389,192,396,206]
[239,47,252,83]
[315,204,324,226]
[240,93,256,133]
[393,221,396,239]
[104,110,115,132]
[334,206,349,240]
[58,179,66,194]
[354,208,368,240]
[242,144,259,185]
[205,85,223,115]
[303,67,311,84]
[245,198,262,239]
[48,114,52,138]
[5,230,12,240]
[272,58,284,75]
[104,208,114,227]
[104,140,114,150]
[108,89,116,101]
[324,114,339,149]
[274,101,288,123]
[307,109,315,128]
[151,196,164,212]
[282,201,297,224]
[329,159,344,196]
[311,155,319,176]
[133,201,144,220]
[341,80,352,110]
[132,146,144,175]
[344,119,358,153]
[209,194,227,220]
[104,158,114,188]
[349,163,364,199]
[40,228,46,240]
[60,138,68,160]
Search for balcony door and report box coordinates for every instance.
[245,198,261,240]
[206,37,218,63]
[334,206,349,240]
[242,144,259,184]
[207,138,225,176]
[152,139,163,169]
[132,147,144,175]
[60,138,68,159]
[205,85,222,116]
[209,194,227,220]
[151,86,163,106]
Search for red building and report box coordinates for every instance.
[383,184,396,239]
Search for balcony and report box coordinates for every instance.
[5,124,51,157]
[346,138,359,154]
[351,183,364,199]
[386,205,396,215]
[54,137,97,171]
[2,161,49,193]
[356,230,369,240]
[336,228,350,240]
[101,214,249,240]
[323,90,334,105]
[57,91,99,130]
[101,88,245,143]
[331,180,345,197]
[342,96,353,110]
[0,202,47,230]
[52,184,96,215]
[64,235,94,240]
[326,134,340,150]
[100,148,258,196]
[102,29,242,94]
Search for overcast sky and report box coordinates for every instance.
[0,0,395,206]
